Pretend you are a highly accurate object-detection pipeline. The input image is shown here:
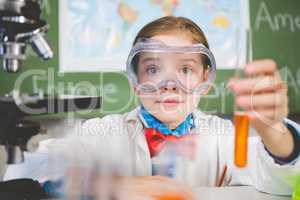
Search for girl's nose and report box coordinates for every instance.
[161,80,178,92]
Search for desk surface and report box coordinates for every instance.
[193,186,290,200]
[47,186,291,200]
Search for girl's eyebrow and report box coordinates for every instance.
[180,58,199,63]
[140,57,160,64]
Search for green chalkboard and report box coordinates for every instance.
[0,0,299,118]
[251,0,300,114]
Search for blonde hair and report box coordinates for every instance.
[132,16,210,72]
[133,16,209,48]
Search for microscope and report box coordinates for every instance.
[0,0,53,72]
[0,0,101,164]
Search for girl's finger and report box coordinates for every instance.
[236,92,287,109]
[245,59,277,76]
[230,75,286,94]
[247,107,287,125]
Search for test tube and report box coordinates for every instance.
[234,29,252,168]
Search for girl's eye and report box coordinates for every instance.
[146,66,158,75]
[181,66,193,74]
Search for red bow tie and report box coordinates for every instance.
[144,128,197,159]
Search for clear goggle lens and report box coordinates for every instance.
[126,39,216,94]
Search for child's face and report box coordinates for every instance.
[135,33,208,128]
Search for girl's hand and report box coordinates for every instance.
[228,59,294,159]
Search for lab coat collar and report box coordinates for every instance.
[124,106,208,141]
[123,106,208,130]
[125,106,206,125]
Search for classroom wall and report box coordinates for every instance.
[0,0,299,118]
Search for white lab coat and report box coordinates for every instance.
[4,107,300,195]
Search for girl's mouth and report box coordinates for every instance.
[157,98,183,106]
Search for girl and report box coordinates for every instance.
[4,16,300,199]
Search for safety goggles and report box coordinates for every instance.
[126,38,216,94]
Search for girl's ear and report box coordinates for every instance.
[201,69,212,95]
[133,86,140,95]
[203,68,210,82]
[201,84,212,95]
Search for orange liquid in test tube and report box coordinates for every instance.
[233,29,252,168]
[234,111,249,168]
[157,195,184,200]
